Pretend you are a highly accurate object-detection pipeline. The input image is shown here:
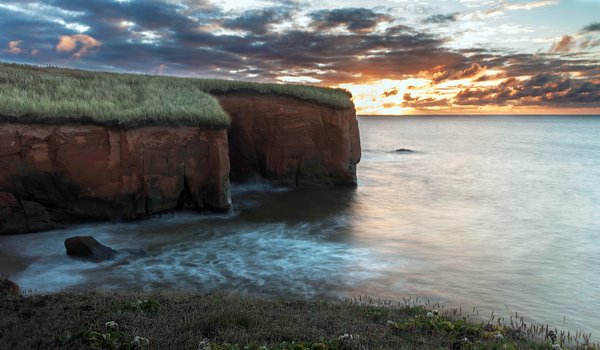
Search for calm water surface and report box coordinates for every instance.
[1,115,599,335]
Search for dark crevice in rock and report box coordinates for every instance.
[14,197,30,233]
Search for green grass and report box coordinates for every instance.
[0,290,597,350]
[0,63,353,129]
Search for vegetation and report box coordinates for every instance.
[0,63,353,129]
[192,79,354,110]
[0,63,230,129]
[0,290,597,350]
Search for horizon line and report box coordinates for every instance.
[358,114,600,117]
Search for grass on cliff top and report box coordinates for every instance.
[1,290,596,350]
[0,63,353,128]
[0,63,230,129]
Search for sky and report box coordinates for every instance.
[1,0,599,115]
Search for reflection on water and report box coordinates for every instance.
[1,115,600,336]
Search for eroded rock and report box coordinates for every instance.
[217,93,361,187]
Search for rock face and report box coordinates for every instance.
[0,124,231,234]
[217,94,361,187]
[0,192,53,234]
[64,236,118,262]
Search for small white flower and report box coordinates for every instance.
[104,321,118,330]
[462,337,470,344]
[426,311,434,318]
[493,331,504,340]
[131,336,149,347]
[198,339,211,350]
[339,333,360,342]
[433,309,439,316]
[386,320,396,327]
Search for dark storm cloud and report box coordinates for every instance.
[454,74,600,107]
[223,7,295,34]
[422,12,459,24]
[309,8,392,33]
[582,22,600,33]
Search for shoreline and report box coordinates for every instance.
[0,289,597,349]
[0,251,37,277]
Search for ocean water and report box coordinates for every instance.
[1,115,599,336]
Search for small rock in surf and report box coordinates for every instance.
[64,236,118,262]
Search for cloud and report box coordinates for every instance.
[423,13,459,24]
[481,0,559,17]
[402,93,450,108]
[454,74,600,107]
[310,8,392,33]
[382,88,399,97]
[223,7,294,34]
[56,34,101,57]
[432,63,486,83]
[153,63,167,75]
[7,40,23,54]
[550,35,574,53]
[504,0,559,11]
[582,22,600,33]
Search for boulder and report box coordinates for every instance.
[65,236,118,262]
[0,279,20,297]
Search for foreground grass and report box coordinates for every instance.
[0,63,353,128]
[0,291,596,350]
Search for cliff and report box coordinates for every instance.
[0,63,361,235]
[217,93,361,187]
[0,124,230,234]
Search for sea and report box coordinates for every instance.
[1,115,599,336]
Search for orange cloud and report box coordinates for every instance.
[56,34,102,57]
[153,63,167,75]
[7,40,23,54]
[432,63,486,83]
[550,35,574,53]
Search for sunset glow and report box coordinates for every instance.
[1,0,599,114]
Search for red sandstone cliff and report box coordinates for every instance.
[217,94,361,187]
[0,93,361,235]
[0,124,230,234]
